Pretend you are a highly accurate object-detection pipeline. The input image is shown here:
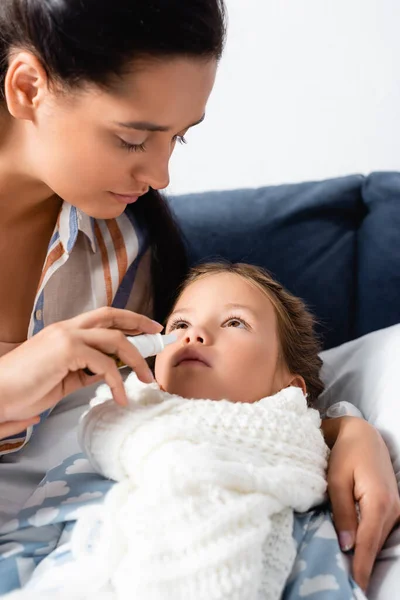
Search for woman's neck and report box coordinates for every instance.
[0,110,59,224]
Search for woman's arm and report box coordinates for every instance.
[322,416,400,591]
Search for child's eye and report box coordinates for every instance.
[223,317,248,329]
[168,318,189,331]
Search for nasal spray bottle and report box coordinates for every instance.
[83,333,177,375]
[122,333,177,363]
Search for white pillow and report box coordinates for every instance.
[318,324,400,488]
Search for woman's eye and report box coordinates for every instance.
[173,134,187,145]
[118,138,146,153]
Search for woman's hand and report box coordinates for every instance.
[322,416,400,591]
[0,307,162,438]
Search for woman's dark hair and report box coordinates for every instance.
[0,0,226,92]
[0,0,226,322]
[132,190,189,324]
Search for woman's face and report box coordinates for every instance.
[9,56,217,218]
[155,272,302,403]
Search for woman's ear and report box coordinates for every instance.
[4,51,49,121]
[287,374,306,396]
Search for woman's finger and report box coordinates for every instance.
[0,417,40,440]
[76,346,128,407]
[352,490,400,590]
[73,307,162,334]
[352,507,383,590]
[78,329,154,384]
[328,473,358,552]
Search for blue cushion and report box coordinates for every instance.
[357,172,400,338]
[168,175,364,350]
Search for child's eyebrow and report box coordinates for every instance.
[168,303,257,320]
[224,303,255,313]
[223,303,259,320]
[167,307,191,321]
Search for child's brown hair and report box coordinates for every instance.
[175,262,324,405]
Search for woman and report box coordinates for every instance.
[0,0,397,592]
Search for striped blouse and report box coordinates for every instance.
[0,201,152,456]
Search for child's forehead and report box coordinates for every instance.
[173,272,275,314]
[179,271,246,297]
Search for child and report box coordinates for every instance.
[0,263,366,599]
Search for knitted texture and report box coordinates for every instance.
[16,375,329,600]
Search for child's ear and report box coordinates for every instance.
[287,375,306,396]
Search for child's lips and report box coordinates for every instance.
[174,348,211,367]
[178,359,208,367]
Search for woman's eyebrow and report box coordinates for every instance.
[113,114,205,133]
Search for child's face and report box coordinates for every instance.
[155,272,302,403]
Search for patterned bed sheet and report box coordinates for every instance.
[0,452,366,599]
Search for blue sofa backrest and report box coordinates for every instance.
[168,172,400,350]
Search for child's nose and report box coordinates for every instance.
[184,332,204,345]
[183,326,210,345]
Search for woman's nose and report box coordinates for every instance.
[133,153,170,191]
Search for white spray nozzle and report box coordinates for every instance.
[126,332,177,359]
[162,332,178,347]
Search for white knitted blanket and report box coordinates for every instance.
[9,375,329,600]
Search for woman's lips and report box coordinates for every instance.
[110,192,140,204]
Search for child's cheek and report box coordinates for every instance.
[154,346,174,385]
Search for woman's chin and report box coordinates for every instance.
[69,198,127,219]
